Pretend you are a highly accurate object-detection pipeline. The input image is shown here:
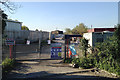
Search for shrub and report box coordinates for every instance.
[71,57,94,69]
[78,57,94,69]
[72,58,80,64]
[63,58,73,63]
[2,58,15,73]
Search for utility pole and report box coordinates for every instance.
[91,25,92,29]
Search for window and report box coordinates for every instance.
[96,38,103,42]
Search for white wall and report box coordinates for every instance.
[83,32,93,46]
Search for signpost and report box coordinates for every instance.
[6,39,15,59]
[6,39,15,45]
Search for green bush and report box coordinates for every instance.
[2,58,15,72]
[78,57,94,69]
[72,58,80,64]
[71,57,94,69]
[63,58,73,63]
[63,57,95,69]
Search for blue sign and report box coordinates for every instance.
[69,45,77,55]
[51,47,62,59]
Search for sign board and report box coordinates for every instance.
[47,40,51,44]
[51,43,62,59]
[6,39,15,45]
[26,40,30,45]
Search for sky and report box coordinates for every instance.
[2,2,118,32]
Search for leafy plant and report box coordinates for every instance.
[80,38,88,57]
[79,57,94,69]
[72,58,80,64]
[71,57,94,69]
[91,24,120,75]
[2,58,15,73]
[63,58,73,63]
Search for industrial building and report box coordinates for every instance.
[4,19,22,31]
[83,28,115,47]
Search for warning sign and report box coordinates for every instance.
[51,43,62,59]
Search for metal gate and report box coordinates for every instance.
[15,43,40,60]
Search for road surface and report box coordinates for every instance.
[2,42,120,80]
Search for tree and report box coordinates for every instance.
[15,19,18,21]
[114,24,120,60]
[64,28,72,34]
[35,29,39,31]
[0,0,20,13]
[64,23,88,35]
[114,24,120,41]
[93,24,120,75]
[80,38,88,57]
[72,23,88,35]
[2,11,7,34]
[0,0,20,34]
[21,25,29,30]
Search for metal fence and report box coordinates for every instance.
[4,30,49,43]
[15,43,40,60]
[2,30,50,61]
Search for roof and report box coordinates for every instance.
[88,28,116,32]
[5,19,22,23]
[65,35,82,39]
[51,30,63,34]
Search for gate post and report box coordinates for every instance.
[13,44,16,60]
[38,39,41,58]
[64,45,66,59]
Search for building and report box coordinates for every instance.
[51,30,64,39]
[4,19,49,43]
[87,28,115,33]
[51,30,63,35]
[4,19,22,31]
[83,28,115,47]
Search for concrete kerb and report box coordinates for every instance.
[69,63,120,78]
[6,69,92,79]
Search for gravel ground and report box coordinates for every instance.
[2,44,120,80]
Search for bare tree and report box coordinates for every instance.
[0,0,20,13]
[0,0,21,34]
